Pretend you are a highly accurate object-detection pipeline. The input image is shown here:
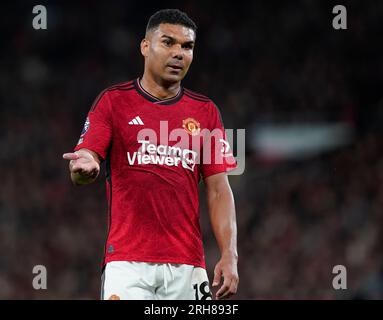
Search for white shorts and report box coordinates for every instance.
[101,261,212,300]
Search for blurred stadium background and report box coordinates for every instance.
[1,1,382,299]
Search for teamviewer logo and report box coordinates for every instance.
[181,149,197,171]
[133,122,245,175]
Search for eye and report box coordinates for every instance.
[183,43,194,50]
[163,39,172,46]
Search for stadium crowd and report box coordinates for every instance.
[0,1,382,299]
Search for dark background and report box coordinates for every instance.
[0,0,382,299]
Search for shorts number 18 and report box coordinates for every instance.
[193,281,213,300]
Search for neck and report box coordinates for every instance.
[140,72,180,100]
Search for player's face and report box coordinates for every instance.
[142,23,195,83]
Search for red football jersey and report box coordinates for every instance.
[74,78,236,268]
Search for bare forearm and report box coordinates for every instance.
[204,173,239,298]
[207,186,238,258]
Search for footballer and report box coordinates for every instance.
[63,9,239,300]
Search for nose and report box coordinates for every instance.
[171,44,183,60]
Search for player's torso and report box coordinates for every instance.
[107,80,211,187]
[94,80,222,267]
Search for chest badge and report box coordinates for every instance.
[182,118,200,136]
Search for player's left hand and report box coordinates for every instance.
[212,252,239,300]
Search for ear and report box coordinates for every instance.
[140,38,149,58]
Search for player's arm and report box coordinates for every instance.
[63,148,101,186]
[63,90,112,186]
[204,172,239,300]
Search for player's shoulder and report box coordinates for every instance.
[94,79,136,101]
[90,80,136,111]
[183,87,219,112]
[183,87,221,114]
[183,87,211,104]
[104,79,136,95]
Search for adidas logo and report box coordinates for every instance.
[128,116,144,125]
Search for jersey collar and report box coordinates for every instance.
[134,78,183,105]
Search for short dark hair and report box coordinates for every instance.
[146,9,197,35]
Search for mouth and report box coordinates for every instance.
[167,64,183,71]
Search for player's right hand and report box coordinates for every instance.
[63,149,100,180]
